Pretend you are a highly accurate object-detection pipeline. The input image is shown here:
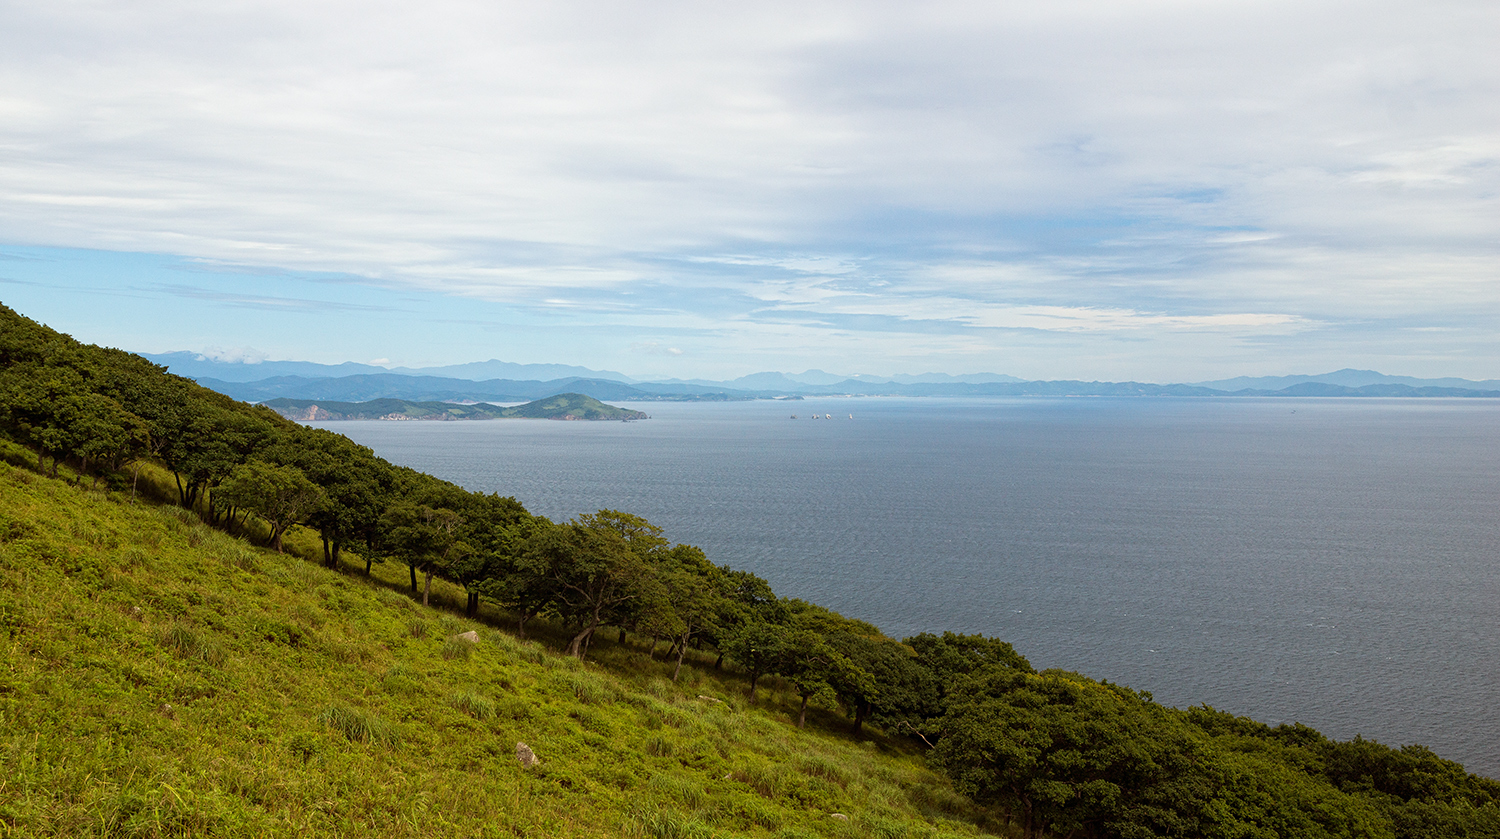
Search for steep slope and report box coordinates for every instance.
[0,457,987,839]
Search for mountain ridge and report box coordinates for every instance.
[150,352,1499,394]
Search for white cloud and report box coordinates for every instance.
[197,346,268,364]
[0,0,1495,376]
[631,341,685,356]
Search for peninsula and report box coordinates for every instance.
[264,392,648,422]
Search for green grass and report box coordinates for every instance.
[0,455,1002,838]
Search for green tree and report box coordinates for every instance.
[382,501,469,606]
[216,461,326,552]
[704,568,782,670]
[721,619,788,704]
[452,493,534,617]
[654,544,725,681]
[518,511,663,658]
[778,629,863,729]
[68,392,149,487]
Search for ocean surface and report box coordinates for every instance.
[315,397,1500,777]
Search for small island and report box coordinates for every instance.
[264,392,648,422]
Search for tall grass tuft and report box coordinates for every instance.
[382,663,421,696]
[515,640,547,664]
[441,637,473,660]
[644,734,675,757]
[450,689,496,720]
[320,705,398,745]
[648,772,707,809]
[796,755,852,788]
[157,623,226,666]
[631,806,715,839]
[739,763,793,800]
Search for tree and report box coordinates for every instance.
[266,427,395,570]
[68,392,149,486]
[517,511,663,658]
[654,544,725,681]
[704,567,782,669]
[453,493,533,617]
[824,632,933,735]
[721,619,789,704]
[932,667,1207,839]
[476,514,556,636]
[382,501,469,606]
[770,628,864,729]
[216,461,326,552]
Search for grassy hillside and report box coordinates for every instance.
[263,397,516,421]
[500,392,649,420]
[0,454,990,839]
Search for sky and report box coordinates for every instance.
[1,0,1497,382]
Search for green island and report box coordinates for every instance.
[3,301,1499,839]
[264,393,649,423]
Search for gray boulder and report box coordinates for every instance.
[516,741,540,768]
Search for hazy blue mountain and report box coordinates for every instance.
[721,372,841,391]
[387,359,635,383]
[191,370,1499,402]
[1196,368,1500,391]
[193,375,757,403]
[1230,382,1500,398]
[716,370,1027,387]
[778,369,855,385]
[880,372,1028,385]
[159,349,1498,399]
[144,352,635,383]
[144,352,393,382]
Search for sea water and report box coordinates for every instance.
[315,397,1500,776]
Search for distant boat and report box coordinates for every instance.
[825,413,831,419]
[848,414,853,419]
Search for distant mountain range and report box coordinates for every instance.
[146,353,1500,402]
[1192,368,1500,392]
[199,375,768,403]
[142,352,633,385]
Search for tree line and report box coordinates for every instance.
[3,302,1498,839]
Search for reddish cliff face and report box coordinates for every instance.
[277,404,337,421]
